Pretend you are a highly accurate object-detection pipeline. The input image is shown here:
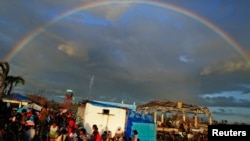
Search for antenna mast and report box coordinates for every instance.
[89,75,95,100]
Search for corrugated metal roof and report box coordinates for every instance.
[90,100,137,111]
[137,100,211,115]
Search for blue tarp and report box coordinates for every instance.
[17,107,29,113]
[125,110,156,141]
[131,122,156,141]
[3,93,29,101]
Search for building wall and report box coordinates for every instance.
[84,103,127,136]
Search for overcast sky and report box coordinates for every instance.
[1,0,250,124]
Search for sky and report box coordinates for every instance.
[1,0,250,124]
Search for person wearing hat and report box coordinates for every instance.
[113,126,124,141]
[24,120,36,141]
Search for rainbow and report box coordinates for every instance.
[3,0,249,62]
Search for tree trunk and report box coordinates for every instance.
[7,83,13,95]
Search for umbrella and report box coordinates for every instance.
[17,107,29,113]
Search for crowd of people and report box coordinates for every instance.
[91,125,139,141]
[0,105,140,141]
[156,116,208,141]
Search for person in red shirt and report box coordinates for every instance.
[67,113,77,136]
[90,124,101,141]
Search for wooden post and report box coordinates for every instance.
[154,111,157,124]
[98,110,114,131]
[209,113,212,125]
[161,112,164,123]
[182,110,186,122]
[194,114,198,127]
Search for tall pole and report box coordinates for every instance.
[89,75,94,100]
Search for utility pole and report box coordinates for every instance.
[89,75,94,100]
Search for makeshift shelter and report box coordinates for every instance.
[136,99,212,136]
[76,100,156,140]
[76,100,135,135]
[2,93,30,108]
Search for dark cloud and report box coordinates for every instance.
[203,96,250,107]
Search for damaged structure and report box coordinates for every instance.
[136,100,212,135]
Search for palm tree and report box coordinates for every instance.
[0,62,25,96]
[0,62,10,98]
[4,75,25,95]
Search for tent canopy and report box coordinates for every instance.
[2,93,30,101]
[22,103,42,111]
[2,93,30,107]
